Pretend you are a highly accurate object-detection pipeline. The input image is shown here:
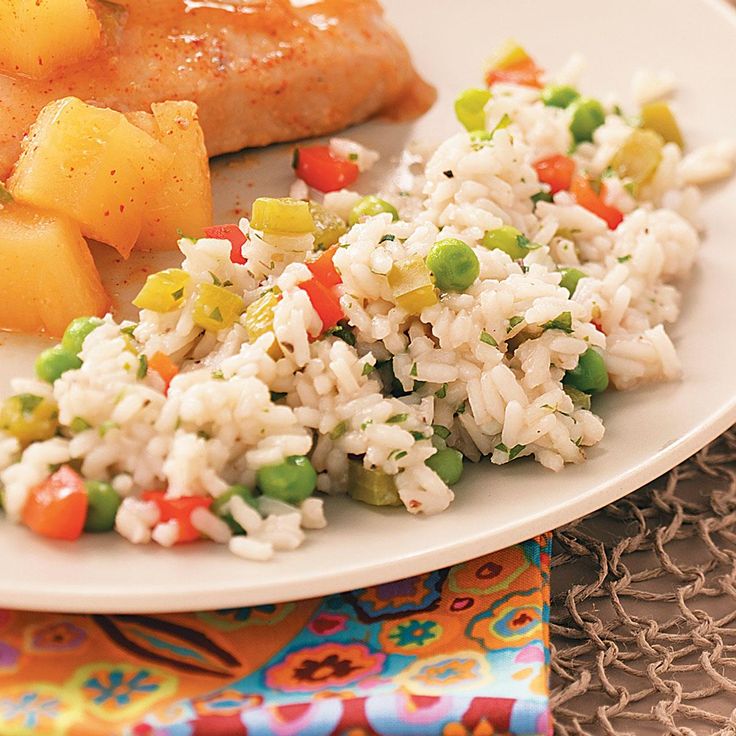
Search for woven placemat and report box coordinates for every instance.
[550,428,736,735]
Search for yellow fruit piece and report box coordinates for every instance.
[640,101,684,149]
[244,289,281,358]
[387,256,438,315]
[0,202,109,338]
[7,97,173,258]
[132,269,190,313]
[193,283,244,332]
[0,0,101,79]
[128,101,213,250]
[250,198,315,234]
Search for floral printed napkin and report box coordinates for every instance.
[0,534,551,736]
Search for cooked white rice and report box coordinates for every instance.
[1,54,734,560]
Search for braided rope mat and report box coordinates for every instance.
[550,428,736,735]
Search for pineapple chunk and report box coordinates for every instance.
[127,101,213,250]
[7,97,173,258]
[0,202,109,338]
[0,0,101,79]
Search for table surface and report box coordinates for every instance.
[550,428,736,734]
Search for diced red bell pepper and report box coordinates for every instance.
[203,224,247,265]
[485,57,543,88]
[142,491,212,543]
[307,245,342,288]
[293,145,360,193]
[22,465,88,541]
[148,351,178,393]
[570,175,624,230]
[298,277,343,331]
[534,154,575,194]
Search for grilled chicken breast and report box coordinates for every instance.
[0,0,434,179]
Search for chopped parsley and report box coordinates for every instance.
[360,419,373,430]
[379,233,396,243]
[509,444,526,460]
[435,383,447,399]
[211,369,225,380]
[617,254,632,263]
[410,363,418,377]
[99,420,119,437]
[210,306,223,323]
[531,191,554,205]
[362,363,375,376]
[387,413,408,424]
[137,354,148,379]
[390,449,408,461]
[330,420,348,439]
[209,271,222,286]
[542,311,573,333]
[348,152,359,161]
[508,316,524,332]
[495,442,526,459]
[433,424,451,440]
[410,431,427,441]
[70,416,91,433]
[120,323,137,337]
[455,401,466,415]
[480,330,498,347]
[327,323,356,346]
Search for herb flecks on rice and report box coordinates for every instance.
[1,45,734,560]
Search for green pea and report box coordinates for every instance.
[454,88,491,132]
[481,226,530,260]
[425,238,480,292]
[348,196,399,226]
[426,448,464,486]
[0,394,58,446]
[559,268,586,296]
[35,345,82,384]
[541,84,580,109]
[83,481,121,533]
[61,316,104,356]
[564,347,609,394]
[569,98,606,143]
[256,455,317,504]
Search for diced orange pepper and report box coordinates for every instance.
[570,175,624,230]
[148,351,178,392]
[307,245,342,288]
[534,154,575,194]
[486,57,543,88]
[142,490,212,543]
[293,145,360,193]
[22,465,88,541]
[298,277,343,331]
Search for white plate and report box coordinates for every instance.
[1,0,735,613]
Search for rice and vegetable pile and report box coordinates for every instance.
[1,43,734,560]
